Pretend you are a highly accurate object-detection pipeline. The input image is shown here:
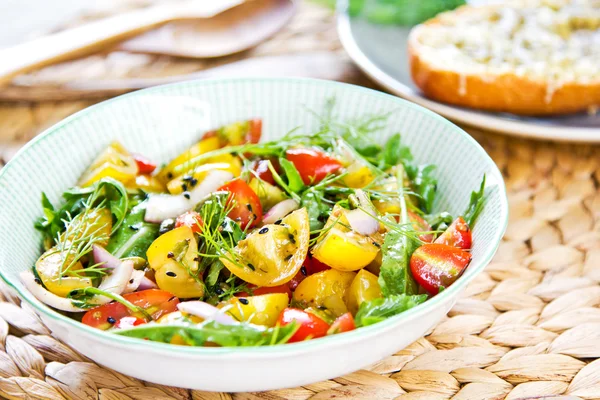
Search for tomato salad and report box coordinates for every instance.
[23,113,486,347]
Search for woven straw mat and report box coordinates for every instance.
[0,2,600,399]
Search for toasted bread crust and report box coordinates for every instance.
[408,4,600,116]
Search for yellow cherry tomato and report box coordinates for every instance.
[221,208,309,287]
[166,158,242,194]
[293,269,356,316]
[346,269,382,315]
[220,293,289,327]
[147,227,204,299]
[312,205,379,271]
[78,141,138,187]
[342,161,376,188]
[130,174,167,193]
[248,178,286,210]
[157,136,221,182]
[65,207,113,247]
[35,247,92,298]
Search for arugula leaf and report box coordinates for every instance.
[278,158,305,193]
[425,211,454,231]
[355,294,427,327]
[405,164,437,214]
[379,133,413,169]
[377,231,419,297]
[115,320,298,347]
[301,190,332,232]
[206,260,225,287]
[463,175,486,228]
[106,201,159,259]
[34,192,87,249]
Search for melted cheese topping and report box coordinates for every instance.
[414,0,600,88]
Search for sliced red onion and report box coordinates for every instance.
[145,170,233,223]
[96,259,134,300]
[345,208,379,236]
[123,270,145,294]
[138,275,158,290]
[177,301,237,325]
[263,199,300,224]
[93,245,120,270]
[19,271,87,312]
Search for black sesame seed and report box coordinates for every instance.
[215,288,224,295]
[259,227,269,234]
[168,296,176,302]
[193,256,200,262]
[34,278,42,285]
[181,183,189,192]
[129,224,139,231]
[288,233,296,243]
[182,175,193,182]
[239,298,249,305]
[107,317,116,324]
[166,271,176,277]
[167,252,174,259]
[285,254,293,261]
[190,178,198,186]
[274,219,282,225]
[247,263,255,271]
[246,204,253,212]
[129,279,134,284]
[167,172,174,179]
[373,242,381,248]
[300,266,307,276]
[183,192,191,199]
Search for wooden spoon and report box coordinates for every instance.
[119,0,296,58]
[0,0,244,86]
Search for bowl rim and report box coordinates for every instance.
[0,77,508,356]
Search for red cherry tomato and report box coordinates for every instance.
[175,211,203,234]
[218,179,263,229]
[132,154,157,174]
[407,211,434,243]
[327,312,356,335]
[410,244,472,295]
[82,289,179,330]
[434,217,472,250]
[236,284,292,300]
[277,308,330,343]
[113,316,146,329]
[251,159,279,185]
[246,119,262,144]
[285,148,342,185]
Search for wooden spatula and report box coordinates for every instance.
[0,0,243,85]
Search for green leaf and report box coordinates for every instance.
[405,164,437,214]
[278,158,305,193]
[463,175,486,228]
[355,294,427,327]
[68,287,151,320]
[206,260,225,287]
[301,190,331,232]
[379,134,413,169]
[377,230,419,297]
[115,320,298,347]
[106,201,159,259]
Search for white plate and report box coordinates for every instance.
[337,11,600,142]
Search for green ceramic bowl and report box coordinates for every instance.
[0,78,507,391]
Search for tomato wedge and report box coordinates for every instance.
[245,119,262,144]
[175,211,203,234]
[277,308,330,343]
[285,148,342,185]
[410,244,472,295]
[132,153,157,175]
[327,312,356,335]
[82,289,179,330]
[435,217,472,250]
[251,159,279,185]
[218,179,263,229]
[408,211,434,243]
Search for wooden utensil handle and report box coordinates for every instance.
[0,6,176,85]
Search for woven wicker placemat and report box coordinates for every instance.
[1,2,600,399]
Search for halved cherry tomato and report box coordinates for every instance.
[175,211,203,234]
[277,308,330,343]
[236,284,292,300]
[435,217,472,250]
[327,312,355,335]
[82,289,179,330]
[246,119,262,144]
[410,244,472,295]
[286,148,342,185]
[218,179,263,229]
[113,316,146,329]
[132,153,157,175]
[407,211,434,243]
[251,158,279,185]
